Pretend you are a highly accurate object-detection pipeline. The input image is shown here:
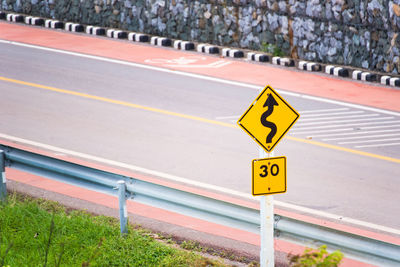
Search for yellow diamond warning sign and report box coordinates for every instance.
[252,157,286,196]
[237,85,299,153]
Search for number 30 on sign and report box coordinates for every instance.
[252,157,286,196]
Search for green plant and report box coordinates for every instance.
[288,245,343,267]
[180,240,201,251]
[0,193,228,266]
[261,42,285,57]
[0,241,13,267]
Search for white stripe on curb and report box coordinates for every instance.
[381,75,400,87]
[325,65,349,77]
[197,44,219,54]
[298,61,321,71]
[127,32,149,42]
[247,52,269,62]
[173,40,195,50]
[272,56,294,67]
[222,48,244,58]
[86,26,105,35]
[64,22,84,32]
[352,70,377,82]
[150,36,172,47]
[45,19,64,29]
[106,29,127,39]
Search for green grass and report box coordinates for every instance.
[0,194,227,267]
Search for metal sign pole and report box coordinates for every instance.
[238,85,298,267]
[259,148,274,267]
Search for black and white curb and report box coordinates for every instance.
[7,10,398,91]
[247,52,269,62]
[197,44,219,54]
[381,76,400,87]
[45,19,64,29]
[298,61,321,71]
[64,22,84,32]
[272,57,295,67]
[222,48,244,58]
[24,16,44,26]
[150,36,172,47]
[173,40,195,50]
[106,29,127,39]
[6,14,24,23]
[86,26,105,35]
[128,32,149,42]
[325,65,349,77]
[352,70,377,82]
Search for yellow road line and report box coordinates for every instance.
[2,76,400,164]
[0,76,237,129]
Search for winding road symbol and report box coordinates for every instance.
[237,85,300,153]
[260,93,278,144]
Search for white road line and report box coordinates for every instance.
[298,108,349,114]
[0,39,263,91]
[311,129,400,138]
[356,142,400,148]
[298,116,394,127]
[300,113,375,122]
[215,115,240,120]
[2,39,400,118]
[361,124,400,130]
[1,133,399,235]
[301,111,364,118]
[292,120,400,132]
[339,138,400,145]
[165,61,232,68]
[291,128,355,135]
[323,133,400,141]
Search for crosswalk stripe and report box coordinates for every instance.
[307,128,400,138]
[300,113,374,122]
[339,138,400,145]
[323,133,400,141]
[292,120,400,132]
[298,108,349,114]
[356,142,400,148]
[301,111,364,118]
[297,116,393,127]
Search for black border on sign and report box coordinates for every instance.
[252,156,287,196]
[237,85,300,153]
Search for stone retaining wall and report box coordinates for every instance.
[2,0,400,74]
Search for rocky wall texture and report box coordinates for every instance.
[2,0,400,74]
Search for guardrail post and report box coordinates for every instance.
[117,180,128,235]
[0,150,6,202]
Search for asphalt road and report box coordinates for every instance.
[1,42,399,230]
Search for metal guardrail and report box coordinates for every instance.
[0,144,399,266]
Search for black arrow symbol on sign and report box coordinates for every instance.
[260,93,278,144]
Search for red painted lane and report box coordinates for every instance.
[1,22,400,112]
[1,138,399,246]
